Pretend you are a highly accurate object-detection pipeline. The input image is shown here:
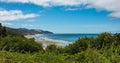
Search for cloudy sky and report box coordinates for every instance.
[0,0,120,33]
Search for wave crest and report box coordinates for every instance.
[34,34,71,46]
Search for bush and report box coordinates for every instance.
[0,36,43,53]
[73,48,111,63]
[65,37,94,54]
[65,32,120,55]
[46,45,64,54]
[0,32,120,63]
[0,51,75,63]
[113,33,120,45]
[97,32,113,48]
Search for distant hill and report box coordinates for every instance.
[6,27,53,36]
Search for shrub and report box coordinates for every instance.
[0,36,43,53]
[65,37,93,54]
[113,33,120,45]
[46,45,64,54]
[73,48,111,63]
[97,32,113,48]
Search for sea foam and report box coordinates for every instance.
[34,34,72,46]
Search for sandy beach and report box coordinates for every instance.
[24,34,67,48]
[36,40,63,48]
[24,35,35,39]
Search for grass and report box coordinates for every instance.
[0,51,75,63]
[0,45,120,63]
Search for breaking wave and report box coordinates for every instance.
[34,34,72,46]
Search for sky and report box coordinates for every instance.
[0,0,120,33]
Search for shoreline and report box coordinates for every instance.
[24,35,35,39]
[24,34,70,48]
[35,40,65,48]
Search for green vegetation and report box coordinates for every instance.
[0,23,120,63]
[0,23,7,37]
[0,36,43,53]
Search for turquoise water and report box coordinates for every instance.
[35,34,98,42]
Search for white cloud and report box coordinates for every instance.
[82,0,120,18]
[21,24,34,27]
[0,0,120,18]
[109,12,120,18]
[65,7,80,11]
[0,0,81,7]
[21,24,40,28]
[0,9,38,22]
[2,22,13,26]
[27,19,36,22]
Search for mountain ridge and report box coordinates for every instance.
[6,27,53,36]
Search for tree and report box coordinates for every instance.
[0,36,43,53]
[0,23,7,37]
[113,33,120,45]
[1,27,7,37]
[0,23,2,37]
[97,32,113,48]
[65,37,91,54]
[0,23,2,28]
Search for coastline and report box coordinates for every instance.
[35,40,65,48]
[24,34,69,48]
[24,35,35,39]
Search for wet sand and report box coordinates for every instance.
[24,35,35,39]
[35,40,65,48]
[24,34,65,48]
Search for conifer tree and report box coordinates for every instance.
[0,23,7,37]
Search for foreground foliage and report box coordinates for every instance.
[0,36,43,53]
[0,24,120,63]
[0,32,120,63]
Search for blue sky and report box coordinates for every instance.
[0,0,120,33]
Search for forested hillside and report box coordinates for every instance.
[0,23,53,36]
[6,27,53,35]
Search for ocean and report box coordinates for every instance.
[34,34,98,46]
